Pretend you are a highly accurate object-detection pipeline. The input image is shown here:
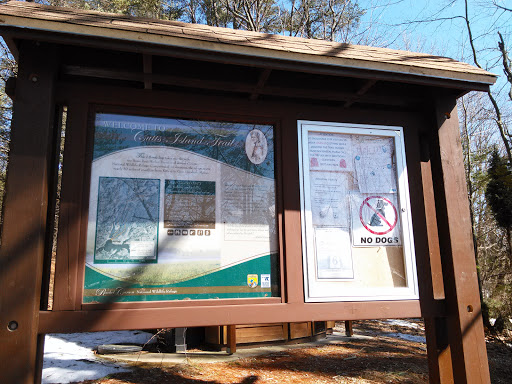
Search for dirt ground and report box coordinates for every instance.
[75,320,512,384]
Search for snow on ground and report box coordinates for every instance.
[42,320,427,384]
[383,319,422,329]
[43,330,155,384]
[383,332,426,343]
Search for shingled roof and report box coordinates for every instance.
[0,1,496,87]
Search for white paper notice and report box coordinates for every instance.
[310,172,350,227]
[315,227,353,279]
[129,241,157,258]
[308,132,353,172]
[353,137,397,194]
[351,193,402,246]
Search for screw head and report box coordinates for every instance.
[7,320,18,331]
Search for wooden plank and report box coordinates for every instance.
[143,54,152,90]
[424,317,454,383]
[430,97,490,383]
[0,41,58,384]
[39,300,424,333]
[61,65,416,108]
[204,326,221,345]
[289,322,311,339]
[420,156,445,300]
[281,115,303,304]
[236,324,285,343]
[52,101,89,311]
[250,68,271,100]
[343,79,377,107]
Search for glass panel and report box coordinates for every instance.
[300,123,418,302]
[83,114,279,303]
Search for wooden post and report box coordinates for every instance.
[345,320,353,337]
[226,325,237,355]
[429,97,491,383]
[0,41,58,384]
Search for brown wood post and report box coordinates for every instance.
[344,320,353,337]
[226,325,237,354]
[420,155,454,383]
[429,97,491,383]
[0,41,58,384]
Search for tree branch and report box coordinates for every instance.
[497,32,512,102]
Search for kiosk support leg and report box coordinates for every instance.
[345,321,353,337]
[227,325,237,355]
[429,97,491,383]
[0,41,59,384]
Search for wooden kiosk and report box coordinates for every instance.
[0,2,495,383]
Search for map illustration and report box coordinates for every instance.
[353,137,397,194]
[94,177,160,263]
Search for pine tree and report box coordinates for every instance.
[485,149,512,263]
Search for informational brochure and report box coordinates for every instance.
[84,114,278,303]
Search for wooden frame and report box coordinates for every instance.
[0,4,492,382]
[74,106,285,309]
[297,121,419,302]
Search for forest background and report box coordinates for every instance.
[0,0,511,331]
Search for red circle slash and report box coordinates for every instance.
[359,196,398,235]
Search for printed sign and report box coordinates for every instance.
[351,193,402,246]
[84,114,278,303]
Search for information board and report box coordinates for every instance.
[298,121,418,302]
[83,114,278,303]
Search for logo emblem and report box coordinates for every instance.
[247,274,258,288]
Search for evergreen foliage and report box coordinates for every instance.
[485,149,512,231]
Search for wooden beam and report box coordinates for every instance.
[429,97,491,383]
[37,300,430,334]
[343,79,377,107]
[0,41,58,384]
[62,65,418,107]
[250,68,271,101]
[143,54,152,90]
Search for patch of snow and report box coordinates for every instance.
[382,319,421,329]
[43,330,155,384]
[383,332,426,343]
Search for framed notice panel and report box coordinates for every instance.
[298,121,418,302]
[83,113,279,303]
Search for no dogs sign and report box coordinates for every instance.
[352,194,402,246]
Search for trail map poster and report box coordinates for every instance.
[83,114,278,303]
[299,121,418,302]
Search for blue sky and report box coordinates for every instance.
[356,0,511,73]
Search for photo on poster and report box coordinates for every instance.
[314,227,353,279]
[94,177,160,263]
[351,192,402,246]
